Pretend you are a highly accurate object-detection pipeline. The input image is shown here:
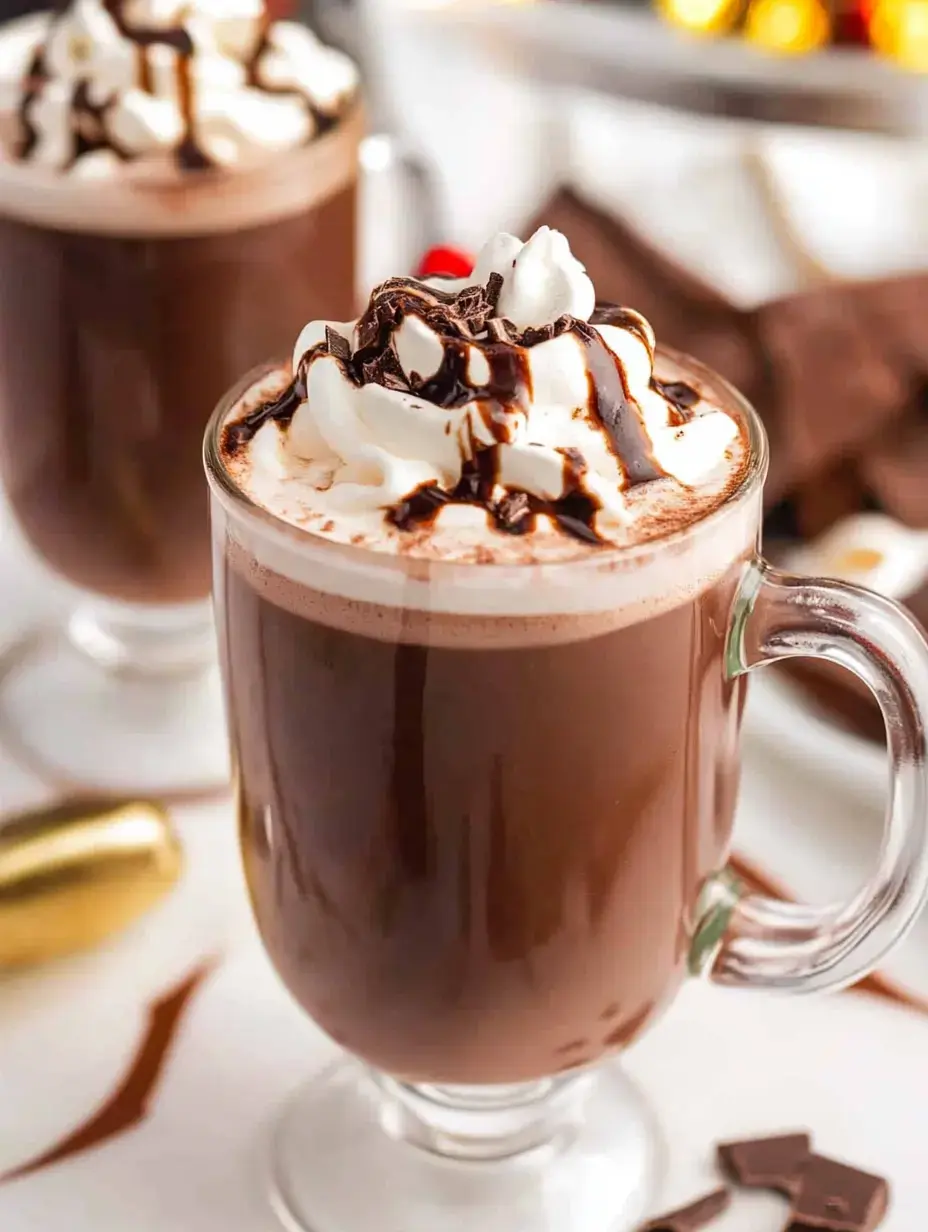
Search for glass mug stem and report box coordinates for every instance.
[67,596,217,676]
[375,1074,588,1160]
[692,558,928,989]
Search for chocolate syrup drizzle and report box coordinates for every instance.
[225,275,684,547]
[16,1,344,170]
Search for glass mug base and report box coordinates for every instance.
[267,1061,663,1232]
[0,607,230,800]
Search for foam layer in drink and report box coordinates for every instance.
[221,495,758,649]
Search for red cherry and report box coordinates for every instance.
[416,246,475,280]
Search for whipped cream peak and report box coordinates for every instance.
[10,1,358,172]
[222,229,749,564]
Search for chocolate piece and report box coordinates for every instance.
[754,286,909,504]
[717,1131,812,1196]
[641,1188,731,1232]
[787,1155,889,1232]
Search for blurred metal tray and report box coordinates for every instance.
[414,0,928,138]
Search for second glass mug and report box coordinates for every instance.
[205,350,928,1232]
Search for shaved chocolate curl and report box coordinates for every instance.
[641,1188,731,1232]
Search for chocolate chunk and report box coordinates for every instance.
[786,1155,889,1232]
[325,326,352,363]
[360,346,407,392]
[717,1132,812,1197]
[641,1188,731,1232]
[755,287,909,503]
[486,270,504,311]
[495,491,533,534]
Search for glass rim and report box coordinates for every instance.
[203,344,769,582]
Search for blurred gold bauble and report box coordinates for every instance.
[743,0,832,51]
[0,798,182,969]
[658,0,744,36]
[869,0,928,68]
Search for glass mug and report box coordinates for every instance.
[204,350,928,1232]
[0,43,363,797]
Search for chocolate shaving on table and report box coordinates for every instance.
[717,1131,812,1197]
[640,1188,731,1232]
[786,1155,890,1232]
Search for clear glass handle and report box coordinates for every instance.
[691,558,928,992]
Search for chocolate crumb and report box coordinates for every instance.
[495,491,533,534]
[641,1188,731,1232]
[718,1132,812,1197]
[786,1156,889,1232]
[487,317,517,344]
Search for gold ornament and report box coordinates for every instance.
[0,798,182,969]
[743,0,832,52]
[658,0,744,36]
[869,0,928,69]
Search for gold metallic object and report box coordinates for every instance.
[743,0,832,51]
[0,798,182,968]
[869,0,928,69]
[658,0,744,36]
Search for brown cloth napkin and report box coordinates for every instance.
[530,190,928,537]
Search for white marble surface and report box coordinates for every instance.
[1,15,928,1227]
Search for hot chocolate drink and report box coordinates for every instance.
[209,228,758,1084]
[0,2,360,605]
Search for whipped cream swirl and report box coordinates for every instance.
[11,1,358,172]
[223,228,746,560]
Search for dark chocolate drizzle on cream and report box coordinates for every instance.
[16,1,345,170]
[224,274,676,547]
